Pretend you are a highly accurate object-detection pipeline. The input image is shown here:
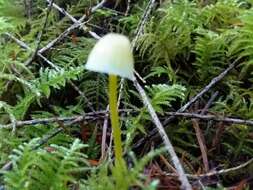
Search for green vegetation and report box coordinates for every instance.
[0,0,252,189]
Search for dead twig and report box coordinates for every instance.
[2,109,253,130]
[4,32,95,112]
[131,0,156,48]
[192,120,209,172]
[164,60,238,126]
[46,0,101,40]
[134,58,239,150]
[100,106,109,162]
[39,0,106,54]
[192,91,218,172]
[25,0,55,65]
[117,0,156,112]
[125,0,131,16]
[133,79,192,190]
[0,109,132,129]
[164,112,253,126]
[164,158,253,179]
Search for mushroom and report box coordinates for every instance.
[85,33,134,169]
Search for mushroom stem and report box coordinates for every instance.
[109,74,123,167]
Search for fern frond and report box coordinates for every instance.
[193,30,228,81]
[137,0,198,63]
[37,66,84,98]
[146,84,186,114]
[229,9,253,79]
[3,139,89,190]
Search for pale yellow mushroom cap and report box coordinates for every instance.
[85,33,134,80]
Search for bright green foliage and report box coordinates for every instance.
[230,9,253,77]
[135,0,253,182]
[146,84,186,114]
[2,139,88,190]
[193,29,230,82]
[0,0,253,189]
[0,0,26,32]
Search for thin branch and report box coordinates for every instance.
[46,0,77,23]
[164,112,253,126]
[118,0,157,89]
[192,120,209,172]
[117,0,157,110]
[202,91,219,113]
[134,58,239,150]
[39,0,106,54]
[164,158,253,179]
[125,0,131,16]
[34,128,63,149]
[117,0,156,107]
[0,109,132,129]
[164,60,238,125]
[2,109,253,130]
[91,0,106,12]
[46,0,101,40]
[25,0,55,65]
[192,91,218,173]
[4,33,95,112]
[100,106,109,162]
[131,0,156,48]
[133,79,192,190]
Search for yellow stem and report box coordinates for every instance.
[109,74,123,167]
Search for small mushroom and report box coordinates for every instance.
[85,33,134,80]
[85,33,134,170]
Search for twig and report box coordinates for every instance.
[46,0,77,23]
[164,158,253,179]
[131,0,156,48]
[163,112,253,126]
[164,59,238,125]
[68,80,95,112]
[133,79,192,190]
[192,120,209,172]
[25,0,55,65]
[0,109,132,129]
[134,58,239,150]
[46,0,101,40]
[34,127,63,149]
[202,91,219,113]
[4,33,95,112]
[100,106,109,162]
[194,91,218,172]
[117,0,157,111]
[2,109,253,130]
[118,0,156,105]
[192,92,218,172]
[39,0,106,54]
[212,122,226,150]
[119,0,157,87]
[159,154,177,174]
[91,0,106,12]
[125,0,131,16]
